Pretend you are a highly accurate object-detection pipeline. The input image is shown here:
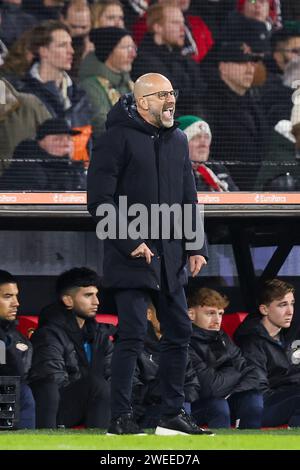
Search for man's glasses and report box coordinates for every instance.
[142,90,179,100]
[117,45,138,52]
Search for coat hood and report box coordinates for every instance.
[233,312,287,344]
[38,301,97,342]
[105,92,179,136]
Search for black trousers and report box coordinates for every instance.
[31,375,110,429]
[111,268,192,419]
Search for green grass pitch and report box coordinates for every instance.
[0,429,300,450]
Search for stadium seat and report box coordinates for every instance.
[221,312,248,338]
[17,316,39,339]
[95,314,118,326]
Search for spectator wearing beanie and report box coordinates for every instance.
[79,27,136,137]
[178,115,238,191]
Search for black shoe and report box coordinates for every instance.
[155,409,215,436]
[107,413,146,435]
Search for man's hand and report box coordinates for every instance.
[130,243,154,264]
[189,255,207,277]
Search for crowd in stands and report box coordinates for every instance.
[2,267,300,431]
[0,0,300,190]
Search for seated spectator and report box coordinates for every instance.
[0,0,36,48]
[200,41,267,190]
[0,29,34,89]
[91,0,125,29]
[188,287,263,429]
[189,0,237,39]
[220,7,271,55]
[131,1,206,115]
[61,0,94,80]
[80,27,136,137]
[133,303,199,428]
[0,118,87,190]
[0,270,35,429]
[0,78,51,175]
[120,0,150,29]
[23,0,64,22]
[235,279,300,428]
[21,20,92,130]
[255,58,300,191]
[262,23,300,125]
[132,0,214,63]
[177,115,238,191]
[29,267,113,429]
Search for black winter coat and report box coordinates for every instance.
[234,314,300,397]
[28,303,113,388]
[88,94,207,293]
[0,319,32,382]
[189,324,260,399]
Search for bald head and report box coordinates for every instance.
[134,73,176,129]
[134,73,173,101]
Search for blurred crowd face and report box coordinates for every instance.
[64,6,91,38]
[97,4,124,28]
[219,61,256,95]
[189,305,224,331]
[159,0,190,12]
[106,35,137,73]
[39,134,73,157]
[157,7,185,48]
[274,37,300,72]
[0,283,19,322]
[189,133,211,163]
[243,0,270,23]
[43,0,64,6]
[39,29,74,71]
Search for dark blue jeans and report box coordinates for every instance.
[192,391,263,429]
[263,385,300,427]
[111,278,192,419]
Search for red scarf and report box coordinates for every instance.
[196,164,222,191]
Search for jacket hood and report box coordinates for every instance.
[38,301,70,328]
[234,312,272,342]
[105,92,179,135]
[0,78,20,121]
[192,324,225,343]
[38,302,97,337]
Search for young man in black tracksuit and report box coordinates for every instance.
[0,270,35,429]
[235,279,300,428]
[29,267,113,429]
[188,288,263,429]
